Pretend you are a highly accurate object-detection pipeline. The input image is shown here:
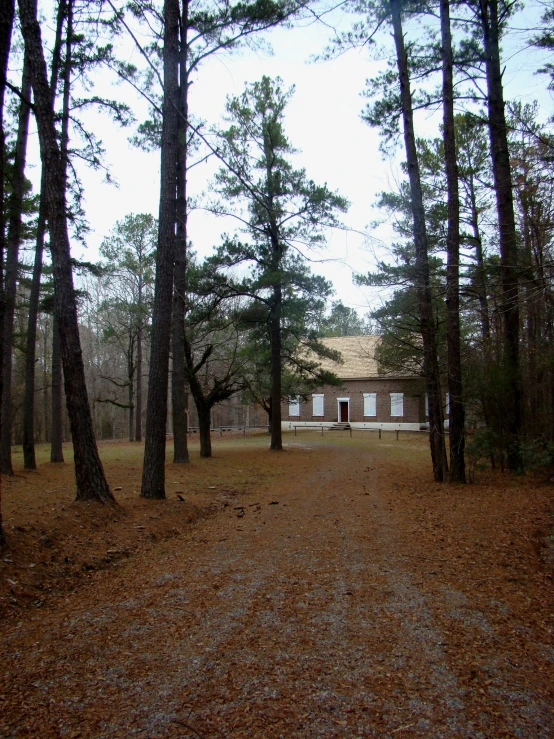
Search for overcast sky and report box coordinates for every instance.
[26,0,554,316]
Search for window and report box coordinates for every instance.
[312,394,324,416]
[289,396,300,417]
[390,392,404,417]
[363,392,377,417]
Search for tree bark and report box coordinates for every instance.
[269,284,283,450]
[468,173,491,344]
[171,329,190,460]
[141,0,180,498]
[0,0,15,461]
[50,312,64,462]
[197,405,212,458]
[128,333,135,441]
[42,318,50,442]
[183,335,212,458]
[23,0,65,470]
[265,133,283,451]
[0,54,32,475]
[135,322,142,441]
[0,0,12,546]
[19,0,113,502]
[171,1,190,464]
[389,0,447,481]
[50,0,74,465]
[440,0,465,483]
[23,199,46,469]
[478,0,522,470]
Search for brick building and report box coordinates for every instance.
[281,336,429,431]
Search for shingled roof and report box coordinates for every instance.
[314,336,417,379]
[314,336,379,378]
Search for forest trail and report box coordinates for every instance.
[1,438,553,738]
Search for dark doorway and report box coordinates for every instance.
[339,401,349,422]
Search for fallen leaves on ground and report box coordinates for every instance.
[0,432,553,738]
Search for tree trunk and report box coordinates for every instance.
[0,1,15,477]
[19,0,113,502]
[42,317,50,442]
[183,334,212,458]
[269,283,283,450]
[0,31,14,486]
[135,325,142,441]
[50,313,65,463]
[479,0,521,470]
[0,54,31,476]
[468,173,491,344]
[171,333,190,461]
[197,405,212,458]
[50,0,74,465]
[23,199,46,469]
[128,334,135,442]
[171,7,190,464]
[440,0,465,483]
[390,0,447,481]
[23,4,64,470]
[141,0,180,498]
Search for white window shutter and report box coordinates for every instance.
[363,393,377,416]
[390,392,404,417]
[289,396,300,416]
[312,394,324,416]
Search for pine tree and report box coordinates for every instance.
[18,0,114,503]
[210,76,347,450]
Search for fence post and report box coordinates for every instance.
[396,430,399,441]
[379,429,381,439]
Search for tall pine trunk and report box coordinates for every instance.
[135,324,142,441]
[128,334,135,441]
[50,313,64,462]
[269,284,283,450]
[171,2,190,464]
[141,0,180,498]
[468,173,491,344]
[440,0,465,482]
[0,54,31,475]
[23,1,65,469]
[23,200,46,468]
[478,0,521,470]
[19,0,113,502]
[0,0,15,423]
[50,0,73,466]
[390,0,447,481]
[0,0,14,549]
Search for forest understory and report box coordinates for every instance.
[0,432,553,738]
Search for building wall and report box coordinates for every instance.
[282,378,427,427]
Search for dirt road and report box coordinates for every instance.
[1,439,553,737]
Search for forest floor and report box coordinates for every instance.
[0,431,553,738]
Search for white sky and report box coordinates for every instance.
[26,0,554,317]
